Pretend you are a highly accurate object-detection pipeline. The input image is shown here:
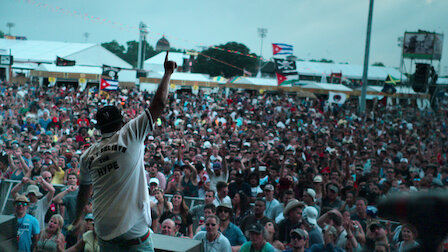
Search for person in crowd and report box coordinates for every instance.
[270,190,294,221]
[66,213,100,252]
[317,209,348,249]
[148,177,160,203]
[278,200,305,244]
[146,162,167,190]
[231,190,253,226]
[351,197,368,232]
[153,187,173,221]
[240,198,272,237]
[11,176,55,230]
[284,228,309,252]
[52,172,79,247]
[264,221,285,251]
[160,191,193,238]
[395,224,419,252]
[228,172,251,199]
[365,221,390,252]
[309,224,344,252]
[195,203,217,234]
[193,215,232,252]
[190,189,215,226]
[302,206,323,247]
[240,223,275,252]
[35,214,65,252]
[14,195,40,252]
[264,184,280,218]
[181,161,199,197]
[206,148,229,192]
[159,219,177,237]
[165,168,183,194]
[216,202,246,251]
[8,149,30,181]
[213,181,232,207]
[321,183,342,214]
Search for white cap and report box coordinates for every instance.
[303,206,318,226]
[149,177,159,186]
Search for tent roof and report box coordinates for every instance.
[144,52,189,67]
[296,61,405,81]
[37,64,101,74]
[302,82,353,92]
[0,38,95,63]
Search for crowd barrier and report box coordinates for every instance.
[0,179,204,216]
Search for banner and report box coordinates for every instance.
[274,59,297,72]
[102,65,121,80]
[276,72,299,86]
[328,92,347,104]
[56,56,75,66]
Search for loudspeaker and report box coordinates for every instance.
[413,63,430,92]
[0,215,18,252]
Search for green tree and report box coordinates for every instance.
[372,62,385,67]
[192,42,257,78]
[122,40,157,68]
[101,40,125,59]
[310,58,334,63]
[0,30,4,38]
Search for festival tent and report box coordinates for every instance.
[143,52,190,73]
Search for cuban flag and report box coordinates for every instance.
[100,78,119,91]
[272,43,293,55]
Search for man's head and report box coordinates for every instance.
[263,184,275,200]
[247,223,265,246]
[302,188,316,205]
[205,215,219,236]
[41,171,52,183]
[290,228,308,250]
[356,197,368,215]
[216,181,228,199]
[302,206,318,227]
[216,203,232,222]
[14,195,30,217]
[149,177,160,193]
[326,183,339,200]
[204,189,215,204]
[204,203,216,218]
[368,221,388,242]
[24,184,43,203]
[160,219,176,236]
[254,198,266,216]
[67,172,78,186]
[283,199,305,223]
[95,105,124,133]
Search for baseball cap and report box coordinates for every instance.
[290,228,308,240]
[149,177,160,186]
[247,223,264,234]
[313,175,323,183]
[302,206,318,225]
[95,106,123,129]
[264,184,274,191]
[328,184,339,193]
[84,213,94,221]
[305,188,316,202]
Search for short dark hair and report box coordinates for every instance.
[204,203,216,213]
[216,181,228,191]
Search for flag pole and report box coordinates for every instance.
[360,0,374,114]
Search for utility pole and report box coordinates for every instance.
[83,32,89,43]
[360,0,374,113]
[137,22,148,70]
[257,28,268,77]
[6,22,14,36]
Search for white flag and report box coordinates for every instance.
[328,92,347,104]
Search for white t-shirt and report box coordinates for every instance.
[28,194,51,230]
[80,109,153,240]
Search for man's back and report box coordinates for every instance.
[80,111,154,240]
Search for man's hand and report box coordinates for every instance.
[164,51,177,75]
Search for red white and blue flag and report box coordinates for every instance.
[272,43,293,55]
[100,78,119,91]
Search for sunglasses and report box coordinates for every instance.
[218,209,230,213]
[15,202,28,206]
[205,223,217,227]
[44,177,52,180]
[291,234,304,241]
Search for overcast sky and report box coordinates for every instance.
[1,0,447,75]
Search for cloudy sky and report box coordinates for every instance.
[1,0,447,75]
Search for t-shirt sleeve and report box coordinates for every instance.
[125,108,154,141]
[79,153,92,185]
[237,227,247,244]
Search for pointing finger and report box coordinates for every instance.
[165,51,169,62]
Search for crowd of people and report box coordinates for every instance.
[1,78,447,252]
